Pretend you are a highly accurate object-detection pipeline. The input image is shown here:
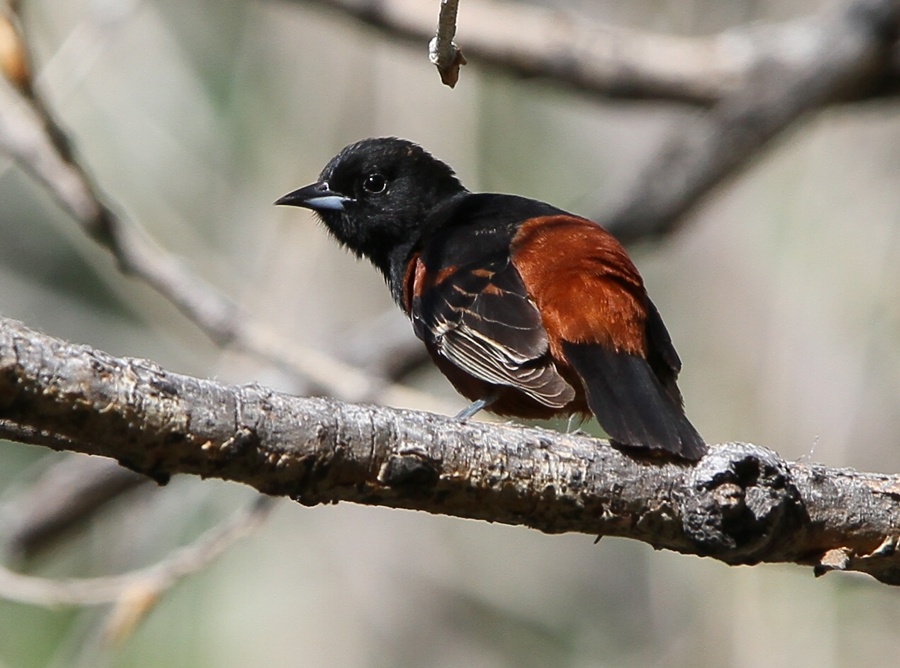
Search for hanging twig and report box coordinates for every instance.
[429,0,467,87]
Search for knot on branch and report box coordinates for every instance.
[377,452,440,493]
[682,443,804,562]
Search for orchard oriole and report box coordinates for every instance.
[277,137,706,460]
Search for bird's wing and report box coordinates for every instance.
[406,253,575,409]
[511,214,705,459]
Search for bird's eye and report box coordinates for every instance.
[362,173,387,194]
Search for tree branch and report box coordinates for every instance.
[429,0,466,87]
[0,493,275,641]
[601,0,900,241]
[0,7,456,552]
[0,455,148,559]
[299,0,900,105]
[0,496,275,607]
[0,309,431,562]
[0,9,451,415]
[296,0,900,241]
[2,315,898,585]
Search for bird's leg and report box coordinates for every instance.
[566,413,588,434]
[454,393,498,420]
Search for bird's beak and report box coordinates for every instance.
[274,181,351,212]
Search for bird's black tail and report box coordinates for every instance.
[562,341,706,461]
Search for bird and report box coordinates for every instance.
[276,137,706,461]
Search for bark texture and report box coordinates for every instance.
[1,316,898,585]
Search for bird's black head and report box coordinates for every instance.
[276,137,466,279]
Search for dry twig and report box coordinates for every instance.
[429,0,466,87]
[0,495,275,607]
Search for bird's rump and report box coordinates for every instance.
[510,214,704,458]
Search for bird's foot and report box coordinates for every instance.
[454,393,498,420]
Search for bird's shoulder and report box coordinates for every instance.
[400,192,565,319]
[418,192,566,269]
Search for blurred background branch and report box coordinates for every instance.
[307,0,900,105]
[602,0,900,241]
[0,456,148,560]
[306,0,900,240]
[0,0,447,412]
[0,494,275,645]
[0,495,274,607]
